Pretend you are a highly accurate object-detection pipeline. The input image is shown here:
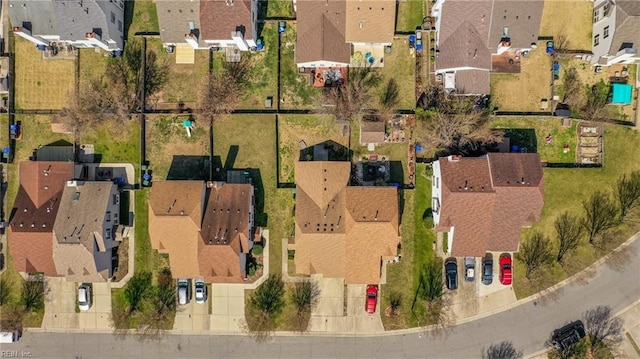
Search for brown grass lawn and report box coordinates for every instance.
[14,37,75,110]
[150,39,209,105]
[78,48,109,82]
[146,114,209,180]
[377,38,416,111]
[491,44,553,112]
[539,0,593,51]
[214,115,293,275]
[277,114,349,183]
[513,124,640,298]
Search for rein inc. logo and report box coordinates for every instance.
[0,351,32,358]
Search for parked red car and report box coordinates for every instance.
[366,285,379,314]
[499,253,512,285]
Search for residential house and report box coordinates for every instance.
[148,180,254,283]
[154,0,258,53]
[8,161,74,276]
[53,180,120,282]
[431,0,543,95]
[10,0,125,52]
[592,0,640,66]
[291,160,399,284]
[295,0,395,68]
[431,153,544,257]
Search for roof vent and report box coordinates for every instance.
[31,223,35,228]
[23,208,27,212]
[180,210,185,215]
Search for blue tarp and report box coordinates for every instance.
[611,83,632,105]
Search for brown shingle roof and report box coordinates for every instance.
[436,20,492,71]
[200,0,253,41]
[199,182,253,283]
[360,121,386,144]
[452,69,490,95]
[294,161,399,284]
[437,153,543,256]
[149,181,204,279]
[8,161,74,276]
[155,0,201,44]
[149,181,254,282]
[438,0,492,47]
[488,0,543,51]
[344,0,395,43]
[295,0,351,65]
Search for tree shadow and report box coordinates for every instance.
[501,128,538,153]
[227,168,268,228]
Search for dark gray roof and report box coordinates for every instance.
[454,69,490,95]
[9,0,122,49]
[488,0,543,51]
[436,20,491,71]
[610,2,640,53]
[155,0,201,45]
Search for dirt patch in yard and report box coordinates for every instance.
[539,0,593,51]
[491,44,553,112]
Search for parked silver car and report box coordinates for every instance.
[464,257,475,281]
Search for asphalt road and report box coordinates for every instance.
[6,239,640,359]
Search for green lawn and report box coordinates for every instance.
[513,124,640,298]
[126,0,159,37]
[154,38,209,104]
[78,48,110,82]
[492,117,577,164]
[277,114,349,183]
[377,38,416,111]
[396,0,426,32]
[214,115,294,275]
[264,0,294,18]
[279,22,324,109]
[240,23,279,109]
[381,164,434,329]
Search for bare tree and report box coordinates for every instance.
[416,111,502,154]
[22,277,48,312]
[555,212,583,263]
[198,58,253,122]
[582,190,618,244]
[124,271,152,313]
[482,341,523,359]
[581,80,611,122]
[380,78,400,109]
[583,305,624,349]
[516,231,552,279]
[615,171,640,220]
[561,67,582,106]
[290,279,320,315]
[243,274,285,341]
[324,66,382,122]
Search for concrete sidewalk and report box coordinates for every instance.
[619,303,640,358]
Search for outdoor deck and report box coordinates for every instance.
[491,51,522,74]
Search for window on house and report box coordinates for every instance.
[432,197,440,213]
[603,2,610,16]
[111,11,116,23]
[113,194,119,205]
[594,34,600,46]
[436,177,439,188]
[118,20,123,32]
[603,26,609,39]
[593,9,600,23]
[106,228,112,240]
[106,211,111,222]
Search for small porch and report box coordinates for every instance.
[491,50,522,74]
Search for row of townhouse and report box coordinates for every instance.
[9,141,543,286]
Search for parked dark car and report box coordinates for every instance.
[444,258,458,290]
[482,253,493,285]
[551,320,586,350]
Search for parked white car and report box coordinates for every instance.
[194,278,207,304]
[78,284,92,311]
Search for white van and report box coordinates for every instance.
[0,330,21,343]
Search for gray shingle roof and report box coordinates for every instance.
[155,0,201,45]
[436,20,491,71]
[488,0,543,51]
[610,2,640,53]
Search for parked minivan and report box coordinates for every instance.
[177,278,190,305]
[0,330,21,343]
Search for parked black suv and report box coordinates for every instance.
[444,258,458,290]
[482,253,493,285]
[551,320,586,350]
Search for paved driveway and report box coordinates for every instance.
[210,284,245,332]
[42,277,78,329]
[309,275,383,333]
[77,283,112,329]
[174,298,210,332]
